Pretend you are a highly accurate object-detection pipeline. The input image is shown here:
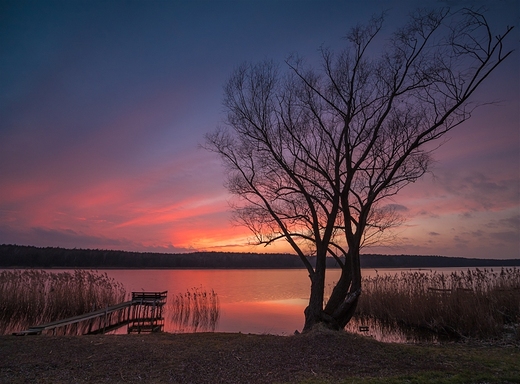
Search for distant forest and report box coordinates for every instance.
[1,244,518,269]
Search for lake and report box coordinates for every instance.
[90,267,473,340]
[5,267,491,341]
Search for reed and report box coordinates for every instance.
[353,268,520,339]
[0,269,126,334]
[169,287,220,332]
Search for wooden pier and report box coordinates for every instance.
[127,291,167,334]
[14,291,167,336]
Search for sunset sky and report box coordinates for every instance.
[1,0,519,259]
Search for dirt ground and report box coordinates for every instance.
[1,329,519,383]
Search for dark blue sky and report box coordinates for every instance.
[1,0,519,258]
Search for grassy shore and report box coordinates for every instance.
[0,330,518,384]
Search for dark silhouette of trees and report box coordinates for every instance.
[2,244,519,269]
[206,8,513,331]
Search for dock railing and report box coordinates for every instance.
[128,291,168,334]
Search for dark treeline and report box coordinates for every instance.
[0,244,519,269]
[361,254,520,269]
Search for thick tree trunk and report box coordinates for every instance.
[302,250,327,332]
[302,273,325,332]
[303,249,362,332]
[324,253,353,316]
[331,248,362,328]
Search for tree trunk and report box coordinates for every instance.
[332,249,362,327]
[302,251,326,332]
[302,274,325,332]
[324,254,353,316]
[303,249,362,331]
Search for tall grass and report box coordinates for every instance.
[169,287,220,332]
[354,268,520,339]
[0,269,126,334]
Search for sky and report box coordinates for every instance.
[1,0,519,259]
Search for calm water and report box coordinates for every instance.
[93,267,472,340]
[6,267,481,341]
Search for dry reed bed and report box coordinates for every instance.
[0,269,126,334]
[169,287,220,332]
[355,268,520,339]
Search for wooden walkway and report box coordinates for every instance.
[14,291,167,336]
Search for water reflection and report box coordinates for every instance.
[218,299,306,335]
[345,317,439,343]
[3,268,491,341]
[169,287,220,332]
[165,296,441,343]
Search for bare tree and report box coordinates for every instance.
[206,8,513,331]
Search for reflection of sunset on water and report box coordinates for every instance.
[218,300,307,335]
[71,268,479,338]
[3,267,506,340]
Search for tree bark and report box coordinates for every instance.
[303,273,325,331]
[324,254,353,316]
[302,250,327,332]
[313,250,362,330]
[331,248,362,327]
[303,250,363,331]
